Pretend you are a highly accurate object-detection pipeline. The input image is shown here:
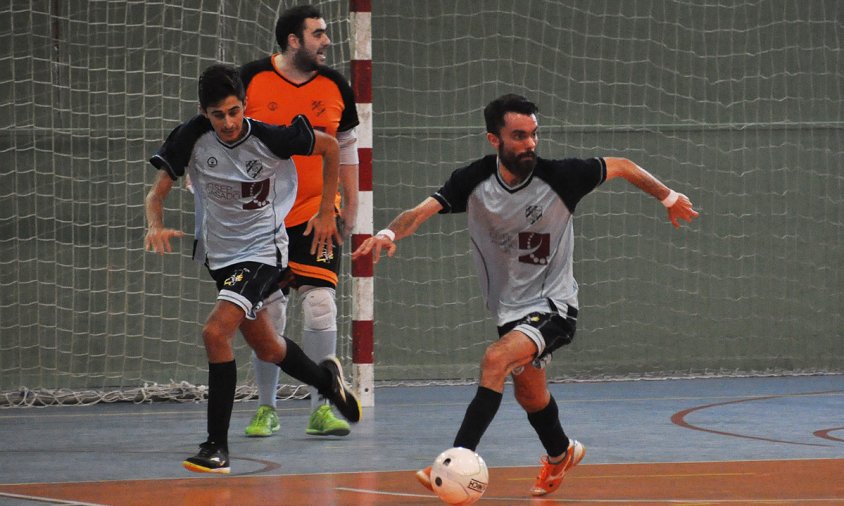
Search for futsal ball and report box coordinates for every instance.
[430,447,489,505]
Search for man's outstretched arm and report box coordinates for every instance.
[604,157,699,228]
[351,197,443,264]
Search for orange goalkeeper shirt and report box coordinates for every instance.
[241,55,359,227]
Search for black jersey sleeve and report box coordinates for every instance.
[317,66,360,133]
[538,157,607,213]
[149,115,211,180]
[240,57,274,90]
[432,155,497,214]
[250,115,316,159]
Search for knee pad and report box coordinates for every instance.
[301,287,336,331]
[261,290,288,336]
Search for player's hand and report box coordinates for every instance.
[666,193,699,228]
[144,226,185,254]
[304,210,343,255]
[351,234,397,264]
[338,207,356,239]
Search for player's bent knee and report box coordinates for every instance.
[253,346,283,364]
[201,325,233,358]
[301,287,337,331]
[201,325,225,346]
[480,346,511,380]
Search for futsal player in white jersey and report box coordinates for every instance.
[144,64,361,474]
[352,94,699,498]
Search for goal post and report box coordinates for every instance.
[349,0,375,407]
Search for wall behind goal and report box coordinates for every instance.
[1,1,841,398]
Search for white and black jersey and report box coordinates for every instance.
[432,154,607,326]
[150,115,315,270]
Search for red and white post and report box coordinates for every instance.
[349,0,374,407]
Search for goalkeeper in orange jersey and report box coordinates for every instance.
[238,4,361,439]
[353,94,698,497]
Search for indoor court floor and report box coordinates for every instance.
[0,374,842,505]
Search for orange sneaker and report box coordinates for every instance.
[415,465,433,491]
[530,439,585,496]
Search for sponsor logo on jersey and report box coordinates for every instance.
[489,229,515,253]
[268,102,278,111]
[207,156,218,167]
[525,205,543,224]
[242,180,270,209]
[518,232,551,265]
[205,182,238,200]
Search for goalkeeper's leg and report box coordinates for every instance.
[244,292,286,437]
[300,286,350,436]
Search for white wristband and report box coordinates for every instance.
[376,228,396,241]
[661,190,679,208]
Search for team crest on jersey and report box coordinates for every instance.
[223,268,250,287]
[246,159,263,179]
[525,205,543,224]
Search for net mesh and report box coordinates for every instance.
[370,0,843,382]
[2,0,842,406]
[1,0,353,406]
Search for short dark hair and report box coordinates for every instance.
[275,5,322,52]
[484,94,539,136]
[197,64,245,110]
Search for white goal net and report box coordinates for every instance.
[0,0,354,406]
[2,0,842,406]
[369,0,843,382]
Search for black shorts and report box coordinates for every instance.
[285,219,342,289]
[208,262,283,320]
[498,305,578,367]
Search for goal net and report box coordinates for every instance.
[2,0,842,406]
[0,0,355,406]
[370,0,843,382]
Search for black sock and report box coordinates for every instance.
[207,360,237,450]
[276,337,331,394]
[453,386,503,451]
[527,395,569,458]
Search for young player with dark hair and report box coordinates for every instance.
[144,63,361,474]
[353,93,698,497]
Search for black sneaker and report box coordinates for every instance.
[319,357,362,423]
[183,441,230,474]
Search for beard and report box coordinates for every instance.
[499,146,537,180]
[293,49,321,72]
